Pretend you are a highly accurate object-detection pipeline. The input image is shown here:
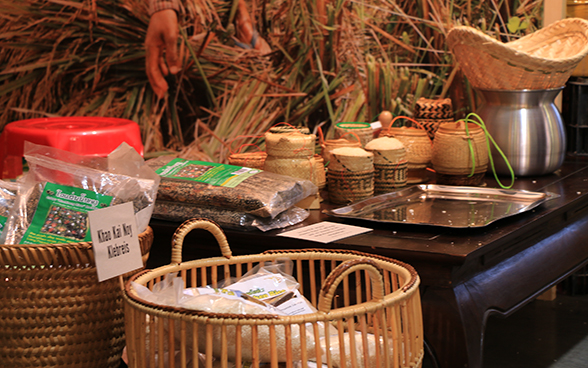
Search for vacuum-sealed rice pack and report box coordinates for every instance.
[0,142,159,245]
[148,156,317,219]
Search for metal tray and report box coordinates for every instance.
[323,184,559,228]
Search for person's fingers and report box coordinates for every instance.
[145,9,179,98]
[164,27,180,75]
[145,43,168,99]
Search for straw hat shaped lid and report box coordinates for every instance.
[365,137,406,165]
[447,18,588,90]
[329,146,374,172]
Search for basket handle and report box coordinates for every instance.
[170,218,232,264]
[317,258,385,313]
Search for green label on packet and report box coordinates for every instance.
[19,183,114,245]
[156,158,261,188]
[0,215,6,238]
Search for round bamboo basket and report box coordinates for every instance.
[265,128,316,158]
[380,127,431,167]
[228,151,267,170]
[264,155,317,183]
[414,97,454,140]
[373,161,408,194]
[0,227,154,368]
[447,18,588,90]
[313,154,327,189]
[327,169,374,204]
[380,126,432,184]
[328,147,374,172]
[123,219,424,368]
[432,122,489,186]
[334,122,374,147]
[321,138,362,165]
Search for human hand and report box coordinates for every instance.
[145,9,180,99]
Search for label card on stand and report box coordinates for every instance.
[88,202,143,282]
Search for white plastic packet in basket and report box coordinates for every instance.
[0,142,159,245]
[131,260,324,365]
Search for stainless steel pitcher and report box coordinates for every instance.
[475,87,566,176]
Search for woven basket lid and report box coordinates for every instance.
[447,18,588,90]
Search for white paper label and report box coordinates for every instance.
[278,221,372,243]
[88,202,143,282]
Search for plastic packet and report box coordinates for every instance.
[312,331,395,368]
[131,261,321,364]
[0,142,159,245]
[0,180,21,239]
[147,156,317,218]
[152,201,309,231]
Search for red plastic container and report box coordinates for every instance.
[0,117,144,179]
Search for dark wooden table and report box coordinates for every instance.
[148,156,588,368]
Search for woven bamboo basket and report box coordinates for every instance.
[327,169,375,204]
[432,122,489,186]
[265,128,316,158]
[373,161,408,194]
[313,154,327,190]
[380,123,433,184]
[228,151,267,170]
[321,138,362,165]
[123,219,424,368]
[447,18,588,90]
[264,155,317,184]
[0,227,154,368]
[334,122,374,147]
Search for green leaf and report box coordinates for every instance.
[507,17,521,33]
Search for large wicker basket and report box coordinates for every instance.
[0,227,154,368]
[447,18,588,90]
[123,219,424,368]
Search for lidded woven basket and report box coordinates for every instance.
[432,121,489,186]
[447,18,588,90]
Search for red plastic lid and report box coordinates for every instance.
[3,116,144,156]
[0,116,145,178]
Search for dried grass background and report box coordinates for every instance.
[0,0,543,163]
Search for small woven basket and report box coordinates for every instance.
[373,161,409,194]
[123,219,424,368]
[228,151,267,170]
[432,121,489,186]
[334,122,374,147]
[264,155,317,183]
[327,169,375,204]
[321,138,362,165]
[380,121,433,184]
[447,18,588,90]
[0,227,154,368]
[414,98,454,140]
[265,127,316,158]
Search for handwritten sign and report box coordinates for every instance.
[278,221,372,243]
[88,202,143,282]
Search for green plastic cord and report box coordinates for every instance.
[460,112,515,189]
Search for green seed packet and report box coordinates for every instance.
[156,158,261,188]
[19,183,113,245]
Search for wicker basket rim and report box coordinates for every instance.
[124,248,420,324]
[447,18,588,69]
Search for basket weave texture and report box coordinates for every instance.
[447,18,588,90]
[0,227,154,368]
[123,219,424,368]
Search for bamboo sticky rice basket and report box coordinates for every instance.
[0,227,154,368]
[447,18,588,90]
[123,218,424,368]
